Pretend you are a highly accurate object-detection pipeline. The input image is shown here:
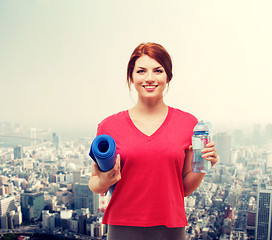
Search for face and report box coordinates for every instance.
[131,55,168,101]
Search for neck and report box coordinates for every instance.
[133,97,168,115]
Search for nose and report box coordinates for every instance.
[145,71,155,83]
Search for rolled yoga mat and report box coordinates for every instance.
[89,134,117,195]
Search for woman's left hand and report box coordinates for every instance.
[201,141,218,167]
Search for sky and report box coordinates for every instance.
[0,0,272,138]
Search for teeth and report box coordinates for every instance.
[144,86,156,89]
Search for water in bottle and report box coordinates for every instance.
[192,121,211,173]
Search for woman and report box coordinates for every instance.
[89,42,218,240]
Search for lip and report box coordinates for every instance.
[142,85,158,91]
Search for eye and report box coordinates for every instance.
[136,70,145,74]
[154,69,164,74]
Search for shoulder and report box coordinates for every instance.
[97,110,127,134]
[170,107,198,124]
[168,107,198,141]
[99,111,125,125]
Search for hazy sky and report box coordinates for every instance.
[0,0,271,137]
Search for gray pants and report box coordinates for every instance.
[107,225,186,240]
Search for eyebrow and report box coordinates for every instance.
[136,66,163,70]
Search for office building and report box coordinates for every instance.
[23,158,33,170]
[14,145,23,159]
[60,210,72,230]
[214,132,232,165]
[0,185,7,195]
[70,216,78,233]
[42,210,56,231]
[255,187,272,239]
[0,195,17,216]
[0,215,8,229]
[265,124,272,143]
[263,151,272,170]
[253,124,263,146]
[52,133,59,150]
[78,212,87,234]
[0,176,8,185]
[13,210,22,227]
[30,128,37,145]
[21,191,44,221]
[72,170,82,184]
[73,183,99,214]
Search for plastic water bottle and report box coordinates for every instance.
[192,121,211,173]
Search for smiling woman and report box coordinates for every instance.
[131,55,168,101]
[89,42,218,240]
[127,42,173,89]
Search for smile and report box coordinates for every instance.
[142,85,158,89]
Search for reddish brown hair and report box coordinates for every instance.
[127,42,173,88]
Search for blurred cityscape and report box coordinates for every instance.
[0,121,271,240]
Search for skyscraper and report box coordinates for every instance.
[14,145,23,159]
[72,170,82,184]
[21,191,44,221]
[0,195,17,216]
[214,132,232,165]
[52,132,59,150]
[30,128,37,145]
[73,183,99,214]
[255,187,272,239]
[265,124,272,143]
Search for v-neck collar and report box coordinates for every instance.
[124,106,173,142]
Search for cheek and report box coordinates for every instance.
[132,75,143,85]
[131,73,139,84]
[157,75,168,84]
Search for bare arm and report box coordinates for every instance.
[182,142,218,197]
[182,149,205,197]
[89,154,121,194]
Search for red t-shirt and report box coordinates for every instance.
[96,107,198,228]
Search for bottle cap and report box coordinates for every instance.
[193,120,209,132]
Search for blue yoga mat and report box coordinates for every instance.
[89,134,117,195]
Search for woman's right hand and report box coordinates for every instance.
[91,154,121,192]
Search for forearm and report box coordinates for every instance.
[183,172,205,197]
[89,155,121,194]
[89,175,110,194]
[182,142,218,197]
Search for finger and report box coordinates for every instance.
[201,147,216,154]
[209,157,218,167]
[115,154,121,170]
[203,149,218,166]
[92,162,100,172]
[205,156,217,161]
[116,172,121,181]
[116,165,122,181]
[107,158,121,183]
[92,161,97,167]
[114,155,121,181]
[205,142,215,148]
[107,155,120,177]
[202,151,217,158]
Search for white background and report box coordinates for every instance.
[0,0,271,137]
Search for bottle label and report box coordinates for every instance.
[192,137,209,149]
[192,137,202,149]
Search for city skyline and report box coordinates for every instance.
[0,118,271,238]
[1,1,272,136]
